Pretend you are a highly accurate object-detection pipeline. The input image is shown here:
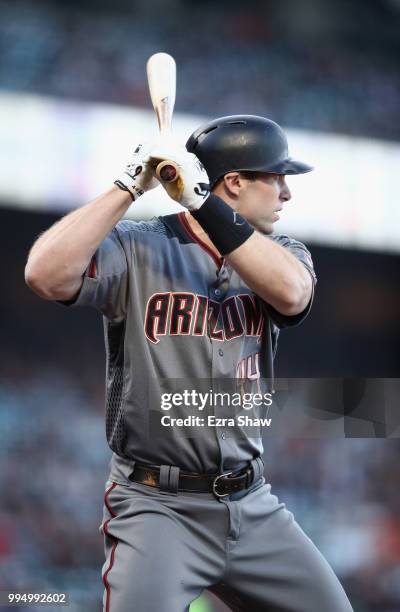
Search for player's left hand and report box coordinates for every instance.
[115,142,160,200]
[150,144,210,211]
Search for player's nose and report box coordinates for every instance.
[280,181,291,202]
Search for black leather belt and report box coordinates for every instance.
[129,463,255,498]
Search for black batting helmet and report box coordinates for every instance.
[186,115,313,186]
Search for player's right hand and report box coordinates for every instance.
[114,142,159,200]
[149,143,210,211]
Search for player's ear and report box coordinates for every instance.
[221,172,241,198]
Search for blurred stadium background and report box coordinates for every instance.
[0,0,399,610]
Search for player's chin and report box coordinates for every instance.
[253,219,274,235]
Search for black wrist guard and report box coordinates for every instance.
[192,194,254,255]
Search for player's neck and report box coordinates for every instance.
[185,212,221,258]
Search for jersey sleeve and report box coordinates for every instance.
[263,234,317,329]
[60,223,130,321]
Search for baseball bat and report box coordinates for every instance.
[146,52,179,183]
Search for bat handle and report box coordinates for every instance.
[155,124,179,182]
[156,159,179,183]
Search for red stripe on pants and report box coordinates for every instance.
[102,482,118,612]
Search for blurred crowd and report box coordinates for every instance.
[0,0,399,141]
[0,369,106,611]
[0,367,399,611]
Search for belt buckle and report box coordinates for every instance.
[212,471,233,498]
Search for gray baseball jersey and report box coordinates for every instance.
[64,211,354,612]
[66,212,316,476]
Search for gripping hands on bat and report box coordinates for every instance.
[150,144,210,210]
[115,141,210,210]
[145,52,210,208]
[115,52,210,209]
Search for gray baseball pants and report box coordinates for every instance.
[100,472,353,612]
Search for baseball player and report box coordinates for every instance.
[25,115,353,611]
